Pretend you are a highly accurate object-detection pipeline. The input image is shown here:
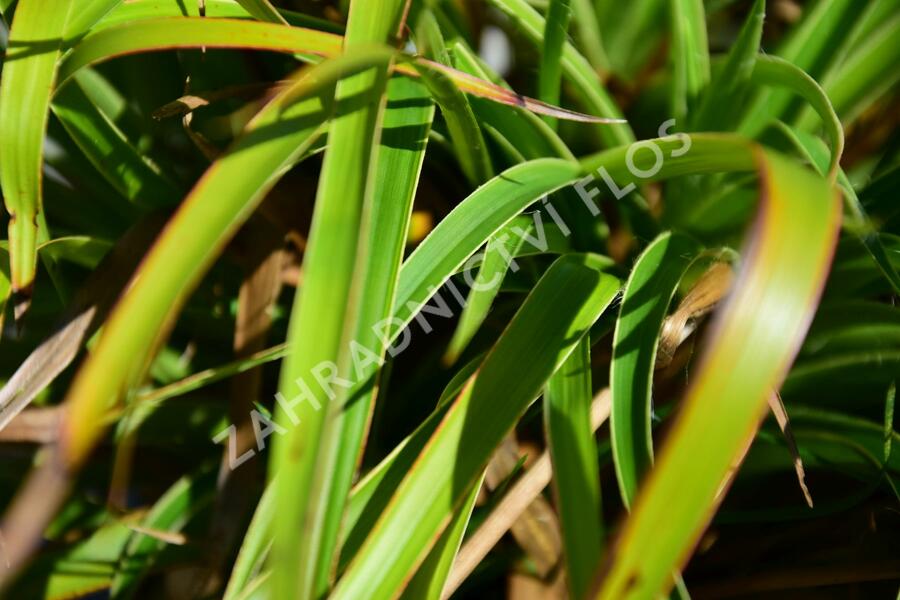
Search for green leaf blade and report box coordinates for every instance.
[268,2,409,598]
[610,232,701,506]
[539,0,574,129]
[545,337,603,599]
[596,149,842,599]
[335,254,621,600]
[0,0,74,297]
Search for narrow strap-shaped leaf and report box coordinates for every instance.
[668,0,709,122]
[844,0,900,50]
[444,217,534,364]
[56,16,617,124]
[91,0,343,33]
[671,49,842,229]
[63,0,124,39]
[51,73,180,209]
[268,2,408,598]
[222,481,276,600]
[333,254,621,599]
[92,0,251,28]
[450,41,576,161]
[392,158,582,334]
[0,0,75,303]
[738,0,864,137]
[449,39,603,250]
[750,55,844,179]
[610,232,702,506]
[414,59,622,125]
[772,0,863,74]
[595,149,841,599]
[796,14,900,128]
[284,75,434,595]
[401,475,483,600]
[691,0,765,131]
[487,0,633,146]
[233,0,287,24]
[544,337,602,599]
[570,0,609,72]
[539,0,573,130]
[785,405,900,474]
[414,9,492,184]
[770,121,900,295]
[595,0,664,78]
[340,397,459,566]
[56,17,343,87]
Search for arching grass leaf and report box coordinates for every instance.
[610,232,702,506]
[594,149,841,599]
[544,337,602,599]
[0,0,75,305]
